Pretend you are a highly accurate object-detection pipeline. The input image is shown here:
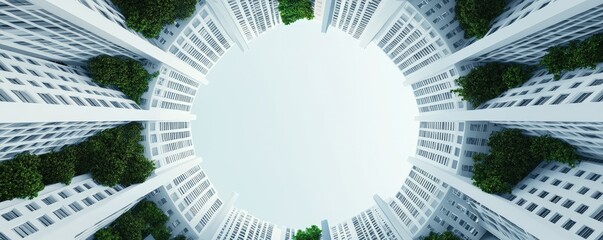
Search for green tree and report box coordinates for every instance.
[472,129,580,194]
[172,235,187,240]
[278,0,314,25]
[540,34,603,80]
[452,63,533,107]
[112,0,197,38]
[293,225,321,240]
[113,212,145,240]
[132,200,169,228]
[39,149,76,185]
[455,0,506,38]
[150,226,171,240]
[88,55,156,104]
[530,135,579,167]
[0,153,45,201]
[94,228,120,240]
[82,122,153,186]
[420,231,461,240]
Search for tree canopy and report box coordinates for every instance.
[420,231,461,240]
[278,0,314,25]
[112,0,197,38]
[0,153,45,201]
[540,33,603,80]
[472,129,579,194]
[84,122,154,186]
[88,55,157,104]
[39,150,76,185]
[451,63,533,107]
[94,200,172,240]
[455,0,505,38]
[293,225,321,240]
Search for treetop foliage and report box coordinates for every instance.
[451,63,533,107]
[420,231,461,240]
[94,200,173,240]
[293,225,321,240]
[112,0,197,38]
[0,122,153,202]
[278,0,314,25]
[455,0,506,38]
[88,55,156,104]
[0,153,44,201]
[472,129,579,194]
[540,33,603,80]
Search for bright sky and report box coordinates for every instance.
[192,20,418,229]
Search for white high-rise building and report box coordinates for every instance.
[1,0,603,240]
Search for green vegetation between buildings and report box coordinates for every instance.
[0,122,153,202]
[455,0,506,39]
[472,129,579,194]
[94,200,181,240]
[540,33,603,80]
[88,55,157,104]
[278,0,314,25]
[293,225,321,240]
[420,231,461,240]
[111,0,197,38]
[451,62,534,107]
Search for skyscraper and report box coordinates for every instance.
[1,0,603,239]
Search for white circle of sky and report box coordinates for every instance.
[193,20,418,229]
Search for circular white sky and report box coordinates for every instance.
[193,20,418,229]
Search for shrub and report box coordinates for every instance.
[293,225,321,240]
[278,0,314,25]
[420,231,461,240]
[39,150,76,185]
[452,63,533,107]
[112,0,197,38]
[455,0,506,38]
[541,34,603,79]
[88,55,157,104]
[472,129,580,194]
[0,153,45,201]
[85,122,154,186]
[95,200,171,240]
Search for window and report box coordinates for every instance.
[529,188,537,194]
[74,186,84,193]
[38,215,54,227]
[576,226,594,239]
[563,183,574,190]
[551,179,561,186]
[575,170,585,177]
[68,202,83,212]
[42,196,57,205]
[586,173,601,181]
[25,203,40,212]
[551,94,569,104]
[53,208,71,219]
[550,195,562,203]
[550,213,562,223]
[12,221,38,237]
[12,90,36,103]
[592,207,603,222]
[82,197,95,206]
[578,187,589,195]
[562,219,576,230]
[561,167,571,173]
[537,208,550,218]
[526,203,538,212]
[591,191,602,199]
[540,176,549,182]
[572,92,592,103]
[570,82,582,88]
[516,198,526,206]
[575,204,589,214]
[538,191,549,198]
[2,209,22,221]
[38,93,59,104]
[562,199,575,208]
